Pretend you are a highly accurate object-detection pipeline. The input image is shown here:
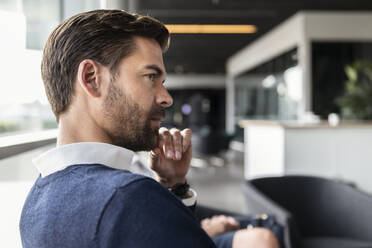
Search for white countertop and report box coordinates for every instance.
[239,120,372,129]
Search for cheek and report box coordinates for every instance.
[134,89,155,108]
[141,95,155,113]
[123,76,155,111]
[129,90,155,116]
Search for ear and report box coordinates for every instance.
[76,59,103,98]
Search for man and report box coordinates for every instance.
[20,9,279,248]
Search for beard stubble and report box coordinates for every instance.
[102,81,165,151]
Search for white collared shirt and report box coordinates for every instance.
[33,142,196,206]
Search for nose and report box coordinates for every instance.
[155,84,173,108]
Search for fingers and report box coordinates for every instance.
[170,128,182,160]
[159,127,174,159]
[225,216,240,228]
[181,128,192,152]
[212,215,239,230]
[201,218,211,226]
[201,215,240,238]
[158,127,192,160]
[204,216,239,228]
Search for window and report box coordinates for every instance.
[0,0,101,136]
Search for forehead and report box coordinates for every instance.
[133,36,163,55]
[119,36,165,72]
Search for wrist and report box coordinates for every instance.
[154,174,186,188]
[169,180,190,199]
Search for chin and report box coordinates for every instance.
[147,134,159,150]
[132,133,159,152]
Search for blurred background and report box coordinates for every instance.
[2,0,372,247]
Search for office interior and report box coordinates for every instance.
[2,0,372,247]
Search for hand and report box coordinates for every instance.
[233,228,280,248]
[149,127,192,188]
[201,215,240,238]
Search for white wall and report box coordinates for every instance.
[285,127,372,192]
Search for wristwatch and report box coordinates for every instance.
[170,181,190,198]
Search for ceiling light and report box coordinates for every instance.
[165,24,257,34]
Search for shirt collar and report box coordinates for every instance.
[33,142,134,178]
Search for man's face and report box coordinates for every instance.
[102,36,173,151]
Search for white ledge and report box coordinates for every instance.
[0,129,57,160]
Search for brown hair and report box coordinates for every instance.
[41,9,170,120]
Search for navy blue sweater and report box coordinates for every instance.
[20,164,216,248]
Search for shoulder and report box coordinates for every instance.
[96,177,216,247]
[70,163,149,190]
[106,176,181,213]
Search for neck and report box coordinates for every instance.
[57,108,112,147]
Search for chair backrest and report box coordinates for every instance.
[247,175,372,241]
[194,205,242,222]
[244,179,301,248]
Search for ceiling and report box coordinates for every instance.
[133,0,372,74]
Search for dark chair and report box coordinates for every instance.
[243,175,372,248]
[194,205,242,222]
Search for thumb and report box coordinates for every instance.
[149,147,162,169]
[151,147,162,156]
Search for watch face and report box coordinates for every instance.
[171,182,190,198]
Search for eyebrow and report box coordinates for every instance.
[144,64,165,76]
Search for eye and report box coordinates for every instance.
[147,74,156,81]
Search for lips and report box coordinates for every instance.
[150,115,165,122]
[150,108,166,122]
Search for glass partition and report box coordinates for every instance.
[234,48,301,122]
[312,41,372,118]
